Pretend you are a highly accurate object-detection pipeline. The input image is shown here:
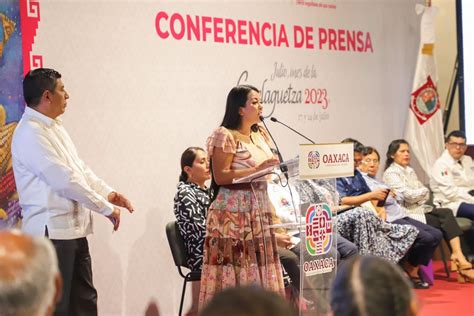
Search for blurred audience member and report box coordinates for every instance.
[199,286,296,316]
[0,230,61,316]
[331,256,417,316]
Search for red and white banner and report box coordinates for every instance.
[404,4,444,176]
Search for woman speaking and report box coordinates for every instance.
[199,85,285,306]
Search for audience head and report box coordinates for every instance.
[199,286,296,316]
[23,68,69,119]
[342,138,365,169]
[0,230,62,316]
[331,256,417,316]
[445,130,467,161]
[179,147,210,186]
[221,85,261,133]
[360,146,380,177]
[385,139,410,170]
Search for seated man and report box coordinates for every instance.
[0,230,62,316]
[430,130,474,221]
[337,139,442,289]
[431,130,474,254]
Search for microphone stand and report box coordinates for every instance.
[270,117,316,144]
[260,116,288,174]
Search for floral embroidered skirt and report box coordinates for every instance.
[199,187,285,307]
[337,207,419,263]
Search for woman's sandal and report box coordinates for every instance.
[451,258,472,272]
[457,268,474,283]
[451,258,474,283]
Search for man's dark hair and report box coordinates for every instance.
[23,68,62,107]
[342,138,365,153]
[362,146,380,160]
[445,130,466,143]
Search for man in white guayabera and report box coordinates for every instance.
[12,68,135,316]
[430,130,474,217]
[430,130,474,252]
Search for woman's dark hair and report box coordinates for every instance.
[199,286,296,316]
[331,256,413,316]
[385,139,409,170]
[220,85,260,133]
[179,147,204,182]
[361,146,380,159]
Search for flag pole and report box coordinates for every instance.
[426,0,431,7]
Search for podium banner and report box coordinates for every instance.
[299,143,354,179]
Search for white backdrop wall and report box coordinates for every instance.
[32,0,420,314]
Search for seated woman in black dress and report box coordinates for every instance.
[174,147,212,316]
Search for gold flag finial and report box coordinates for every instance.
[422,43,434,56]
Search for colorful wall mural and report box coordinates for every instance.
[0,0,24,228]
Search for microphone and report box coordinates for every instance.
[270,117,316,144]
[259,116,288,174]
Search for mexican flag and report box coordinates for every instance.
[405,4,445,176]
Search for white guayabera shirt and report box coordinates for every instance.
[430,150,474,215]
[12,107,115,239]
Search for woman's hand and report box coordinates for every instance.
[256,158,280,172]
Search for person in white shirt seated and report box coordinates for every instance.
[431,130,474,265]
[12,68,135,316]
[384,139,473,283]
[430,130,474,224]
[355,147,442,289]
